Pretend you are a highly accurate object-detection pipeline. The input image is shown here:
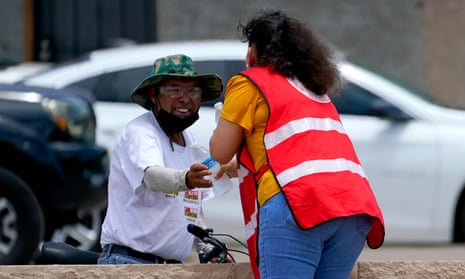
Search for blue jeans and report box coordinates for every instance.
[258,192,371,279]
[97,244,156,264]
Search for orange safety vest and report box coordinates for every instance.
[237,67,385,278]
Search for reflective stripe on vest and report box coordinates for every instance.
[264,116,346,148]
[239,67,385,250]
[263,116,367,186]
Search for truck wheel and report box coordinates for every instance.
[50,207,104,252]
[0,168,44,264]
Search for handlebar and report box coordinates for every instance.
[40,241,100,264]
[40,225,248,265]
[187,224,248,264]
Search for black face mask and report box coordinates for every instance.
[156,108,199,134]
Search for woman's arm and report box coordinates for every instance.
[209,117,243,164]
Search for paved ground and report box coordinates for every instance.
[359,243,465,261]
[194,184,465,263]
[187,243,465,264]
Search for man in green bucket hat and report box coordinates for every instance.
[131,54,223,110]
[98,54,229,264]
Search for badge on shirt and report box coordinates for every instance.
[184,189,203,223]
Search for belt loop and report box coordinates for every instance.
[105,244,114,254]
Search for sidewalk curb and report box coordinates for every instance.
[1,261,465,278]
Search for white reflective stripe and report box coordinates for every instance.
[276,158,367,187]
[238,167,258,240]
[287,78,331,103]
[264,117,346,149]
[244,203,258,240]
[237,166,249,185]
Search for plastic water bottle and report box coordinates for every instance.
[191,144,234,197]
[214,102,223,124]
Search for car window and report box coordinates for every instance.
[194,60,245,82]
[64,61,397,117]
[332,82,391,116]
[66,66,152,103]
[194,60,246,106]
[65,61,246,105]
[65,75,99,97]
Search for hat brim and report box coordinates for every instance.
[131,73,223,110]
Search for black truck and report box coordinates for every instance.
[0,83,108,264]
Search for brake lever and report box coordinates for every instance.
[198,245,231,263]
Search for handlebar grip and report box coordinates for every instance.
[198,246,230,263]
[40,241,100,264]
[187,224,210,240]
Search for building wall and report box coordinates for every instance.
[423,1,465,107]
[157,0,465,108]
[0,0,27,66]
[1,0,464,108]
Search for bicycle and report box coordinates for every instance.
[40,224,248,264]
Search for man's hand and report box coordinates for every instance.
[186,163,213,189]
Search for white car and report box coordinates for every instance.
[20,40,465,244]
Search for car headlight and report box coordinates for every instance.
[41,96,96,143]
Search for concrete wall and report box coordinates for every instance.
[1,0,464,107]
[0,0,27,65]
[423,1,465,107]
[1,261,465,278]
[157,0,465,108]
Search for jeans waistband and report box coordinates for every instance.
[103,244,181,264]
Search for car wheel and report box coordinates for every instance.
[454,194,465,242]
[49,207,105,252]
[0,168,45,264]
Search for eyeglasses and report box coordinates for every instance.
[159,86,203,99]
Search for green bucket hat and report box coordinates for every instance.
[131,54,223,110]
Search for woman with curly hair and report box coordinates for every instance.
[210,9,385,279]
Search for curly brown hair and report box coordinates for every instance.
[238,9,341,95]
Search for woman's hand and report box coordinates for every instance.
[215,159,238,179]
